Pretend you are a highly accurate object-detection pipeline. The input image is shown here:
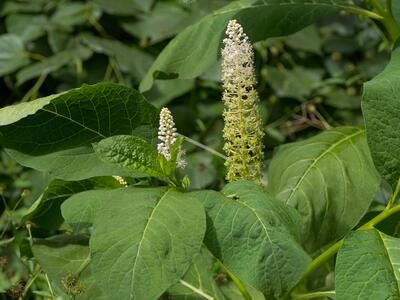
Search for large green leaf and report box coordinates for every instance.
[139,0,364,92]
[191,181,310,298]
[93,135,166,181]
[23,177,122,230]
[335,229,400,299]
[90,187,206,300]
[268,126,380,252]
[0,83,158,180]
[33,235,105,300]
[363,46,400,188]
[0,34,29,76]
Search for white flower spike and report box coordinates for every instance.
[221,19,264,182]
[157,107,186,168]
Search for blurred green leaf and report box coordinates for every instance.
[5,14,47,42]
[16,46,92,85]
[0,34,29,76]
[266,66,323,99]
[93,0,153,15]
[81,33,153,81]
[284,25,323,54]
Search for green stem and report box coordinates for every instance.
[369,0,400,42]
[293,203,400,292]
[387,177,400,209]
[76,255,91,275]
[20,267,42,299]
[218,262,252,300]
[292,291,335,300]
[179,134,227,160]
[21,73,47,102]
[45,274,56,299]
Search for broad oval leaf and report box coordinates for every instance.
[336,229,400,299]
[363,46,400,188]
[93,135,166,181]
[90,187,206,300]
[140,0,366,92]
[268,126,380,252]
[191,181,311,298]
[0,83,158,180]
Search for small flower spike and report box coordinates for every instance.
[221,19,265,182]
[113,175,128,187]
[157,107,186,168]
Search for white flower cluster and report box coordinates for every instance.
[157,107,177,161]
[113,175,128,187]
[157,107,186,168]
[222,19,256,87]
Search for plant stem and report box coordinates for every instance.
[293,203,400,292]
[218,262,252,300]
[21,73,47,102]
[387,177,400,209]
[369,0,400,42]
[292,291,335,299]
[45,273,56,299]
[179,134,227,160]
[76,255,91,275]
[20,267,42,299]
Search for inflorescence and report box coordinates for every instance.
[157,107,186,169]
[221,19,264,182]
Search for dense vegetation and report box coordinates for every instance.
[1,0,400,299]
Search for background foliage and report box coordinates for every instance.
[0,0,399,299]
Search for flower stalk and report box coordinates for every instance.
[221,19,264,182]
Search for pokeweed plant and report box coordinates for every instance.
[1,1,400,300]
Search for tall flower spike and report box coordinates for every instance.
[221,19,264,182]
[157,107,186,168]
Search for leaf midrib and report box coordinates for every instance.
[284,129,364,205]
[129,188,173,298]
[234,197,283,292]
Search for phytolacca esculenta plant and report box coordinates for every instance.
[221,19,264,182]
